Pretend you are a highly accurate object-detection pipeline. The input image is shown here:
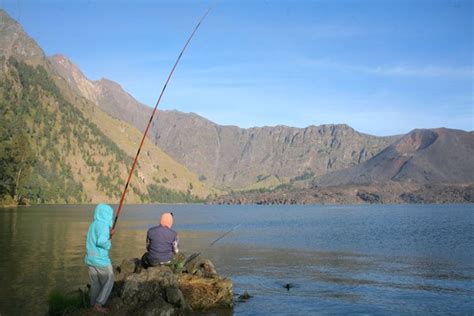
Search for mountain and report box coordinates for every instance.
[211,128,474,204]
[152,115,399,188]
[50,54,151,130]
[315,128,474,186]
[0,10,213,205]
[49,54,398,189]
[0,10,45,64]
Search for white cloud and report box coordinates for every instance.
[302,58,473,79]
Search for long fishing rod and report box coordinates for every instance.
[185,223,242,265]
[112,4,216,233]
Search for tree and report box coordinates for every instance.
[10,132,35,203]
[0,131,35,203]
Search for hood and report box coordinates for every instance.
[93,204,114,227]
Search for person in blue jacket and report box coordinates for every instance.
[85,204,115,313]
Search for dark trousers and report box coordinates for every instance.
[141,252,164,269]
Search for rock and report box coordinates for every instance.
[165,286,185,307]
[178,274,233,310]
[63,257,232,315]
[106,257,232,314]
[188,259,218,278]
[400,192,423,203]
[121,265,176,306]
[356,191,382,203]
[238,291,252,301]
[116,258,141,281]
[142,297,175,316]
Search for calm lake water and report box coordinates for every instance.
[0,204,473,315]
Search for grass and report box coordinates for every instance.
[48,288,88,316]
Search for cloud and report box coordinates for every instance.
[303,58,473,79]
[360,64,473,78]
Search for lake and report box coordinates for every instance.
[0,204,473,315]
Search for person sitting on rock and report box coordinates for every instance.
[142,212,184,270]
[85,203,115,313]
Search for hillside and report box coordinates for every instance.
[315,128,474,186]
[0,10,213,205]
[49,54,398,189]
[153,113,399,188]
[212,128,474,205]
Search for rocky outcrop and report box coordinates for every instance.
[49,55,152,131]
[103,257,233,315]
[315,128,474,187]
[0,10,45,64]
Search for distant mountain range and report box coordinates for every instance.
[211,129,474,205]
[49,54,399,189]
[315,128,474,186]
[1,9,472,205]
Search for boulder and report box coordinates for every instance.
[110,257,232,314]
[186,258,218,278]
[178,274,233,310]
[120,265,176,307]
[115,258,141,282]
[165,286,185,307]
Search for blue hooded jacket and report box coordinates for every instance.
[85,204,113,267]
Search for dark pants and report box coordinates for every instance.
[141,252,166,269]
[141,252,185,272]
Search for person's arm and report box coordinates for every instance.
[97,225,111,250]
[172,234,179,254]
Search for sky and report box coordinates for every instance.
[1,0,473,136]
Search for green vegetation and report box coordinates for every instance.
[0,127,35,204]
[0,58,206,205]
[292,171,315,182]
[48,289,88,316]
[147,183,203,203]
[0,58,132,204]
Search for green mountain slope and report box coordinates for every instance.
[0,10,215,205]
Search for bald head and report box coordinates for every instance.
[160,212,173,228]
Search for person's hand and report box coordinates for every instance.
[109,228,115,239]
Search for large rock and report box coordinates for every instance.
[178,274,233,310]
[105,257,233,315]
[120,265,176,307]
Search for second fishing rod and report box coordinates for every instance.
[184,223,242,266]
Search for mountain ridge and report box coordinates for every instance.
[314,127,474,186]
[49,53,399,189]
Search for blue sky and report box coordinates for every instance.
[2,0,472,135]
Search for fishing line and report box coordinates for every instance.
[112,2,217,232]
[185,223,242,265]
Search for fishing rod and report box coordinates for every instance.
[185,223,242,265]
[111,3,217,233]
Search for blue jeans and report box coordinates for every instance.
[88,264,114,306]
